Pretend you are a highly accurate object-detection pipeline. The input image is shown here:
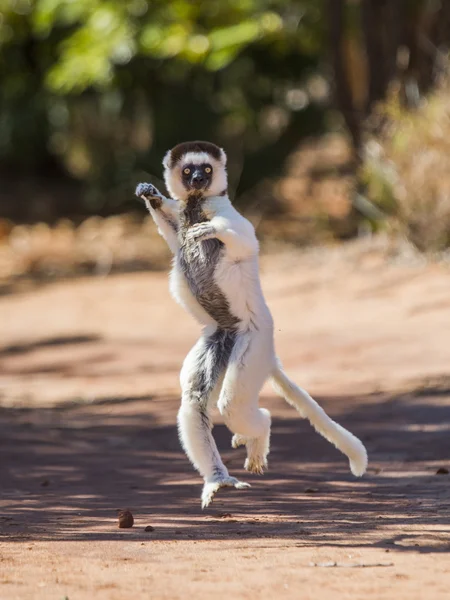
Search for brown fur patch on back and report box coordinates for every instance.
[169,141,222,166]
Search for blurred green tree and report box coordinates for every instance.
[0,0,326,220]
[0,0,448,226]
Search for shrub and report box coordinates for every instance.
[363,84,450,252]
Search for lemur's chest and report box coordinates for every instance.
[176,198,239,329]
[178,201,224,293]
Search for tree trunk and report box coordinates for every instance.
[328,0,361,153]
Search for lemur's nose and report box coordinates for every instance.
[192,172,205,183]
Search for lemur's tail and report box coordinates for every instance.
[270,362,368,477]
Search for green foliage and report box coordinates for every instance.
[0,0,327,220]
[25,0,323,91]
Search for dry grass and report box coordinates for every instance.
[0,214,171,285]
[363,84,450,252]
[266,134,355,243]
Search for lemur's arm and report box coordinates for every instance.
[136,183,179,254]
[186,201,259,260]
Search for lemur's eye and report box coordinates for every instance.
[205,167,212,174]
[183,168,190,175]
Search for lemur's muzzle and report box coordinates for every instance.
[191,170,206,189]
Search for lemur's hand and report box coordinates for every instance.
[187,222,216,243]
[135,182,164,210]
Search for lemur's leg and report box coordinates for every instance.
[135,183,179,254]
[218,330,274,475]
[178,328,250,508]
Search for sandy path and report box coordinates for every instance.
[1,241,450,599]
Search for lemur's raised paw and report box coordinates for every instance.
[135,182,160,198]
[187,222,216,243]
[135,182,163,209]
[201,476,251,509]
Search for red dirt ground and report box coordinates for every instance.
[1,239,450,599]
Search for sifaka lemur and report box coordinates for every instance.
[135,141,368,509]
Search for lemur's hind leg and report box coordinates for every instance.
[218,331,274,475]
[178,328,250,508]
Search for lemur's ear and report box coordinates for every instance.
[219,148,227,166]
[163,150,172,169]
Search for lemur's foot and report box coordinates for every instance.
[232,434,268,475]
[201,476,251,509]
[244,455,268,476]
[135,182,163,209]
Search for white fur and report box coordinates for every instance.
[145,148,368,507]
[181,151,214,165]
[270,364,368,476]
[144,196,179,254]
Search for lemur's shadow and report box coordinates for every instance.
[2,381,450,553]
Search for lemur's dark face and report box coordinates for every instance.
[163,142,228,201]
[181,163,213,191]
